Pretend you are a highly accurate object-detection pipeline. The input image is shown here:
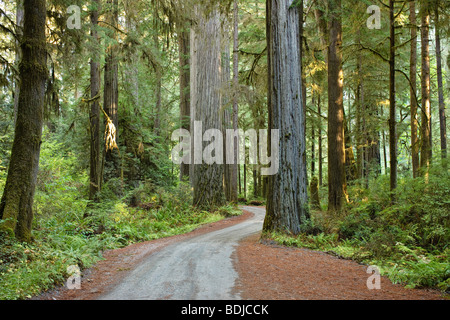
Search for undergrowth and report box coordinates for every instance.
[0,140,241,300]
[268,159,450,293]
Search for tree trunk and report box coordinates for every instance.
[179,24,191,182]
[299,0,307,137]
[13,0,24,126]
[230,0,239,203]
[389,0,397,196]
[153,27,162,140]
[435,3,447,159]
[356,30,364,180]
[314,0,328,65]
[221,20,232,201]
[103,0,120,182]
[263,0,310,235]
[420,1,432,172]
[243,163,247,199]
[311,93,316,176]
[89,0,101,201]
[318,94,323,187]
[327,0,347,212]
[310,176,321,210]
[191,8,225,209]
[410,0,419,177]
[0,0,47,242]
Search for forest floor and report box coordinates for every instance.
[34,206,446,300]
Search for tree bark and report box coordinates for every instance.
[318,94,323,187]
[356,30,364,180]
[230,0,239,203]
[434,2,447,159]
[327,0,347,212]
[389,0,397,196]
[420,0,432,173]
[191,8,225,209]
[89,0,101,201]
[179,23,191,182]
[221,19,232,202]
[263,0,310,235]
[103,0,120,182]
[13,0,24,126]
[310,176,321,210]
[0,0,47,242]
[409,1,419,177]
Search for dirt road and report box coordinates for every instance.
[37,206,445,301]
[98,206,266,300]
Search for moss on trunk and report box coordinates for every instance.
[0,0,47,242]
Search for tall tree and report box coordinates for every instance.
[419,0,432,173]
[89,0,101,201]
[389,0,397,195]
[191,7,226,209]
[153,19,162,140]
[434,0,447,159]
[103,0,120,181]
[410,0,419,178]
[0,0,47,242]
[230,0,239,203]
[356,29,364,180]
[13,0,24,126]
[178,19,191,182]
[263,0,309,234]
[327,0,347,211]
[318,94,323,186]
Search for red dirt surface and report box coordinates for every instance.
[234,233,447,300]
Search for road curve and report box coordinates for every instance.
[98,206,266,300]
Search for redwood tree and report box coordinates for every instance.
[389,0,397,194]
[434,0,447,159]
[410,0,419,178]
[191,8,226,209]
[89,0,101,201]
[263,0,309,234]
[0,0,47,242]
[420,0,432,172]
[327,0,347,211]
[103,0,120,181]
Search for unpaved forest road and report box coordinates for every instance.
[37,206,446,300]
[98,206,266,300]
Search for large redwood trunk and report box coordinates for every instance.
[434,2,447,159]
[179,24,191,182]
[191,8,225,209]
[0,0,47,242]
[327,0,347,211]
[409,1,419,178]
[103,0,120,182]
[419,1,432,172]
[263,0,309,235]
[389,0,397,194]
[89,0,101,201]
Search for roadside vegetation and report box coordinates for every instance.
[266,159,450,293]
[0,135,241,300]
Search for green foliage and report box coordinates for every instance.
[0,138,241,300]
[268,160,450,292]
